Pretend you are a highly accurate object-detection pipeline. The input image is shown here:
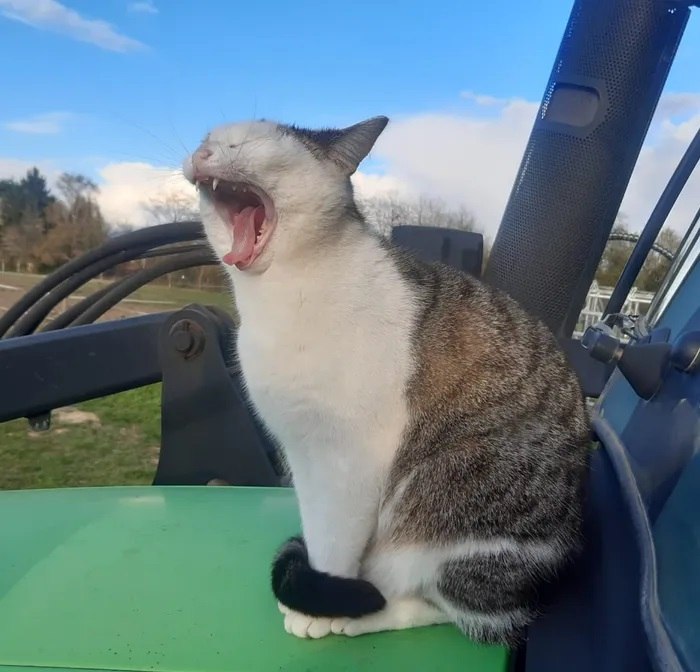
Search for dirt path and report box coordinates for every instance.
[0,284,175,327]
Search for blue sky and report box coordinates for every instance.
[0,0,577,164]
[0,0,698,234]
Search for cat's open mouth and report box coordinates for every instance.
[198,178,277,270]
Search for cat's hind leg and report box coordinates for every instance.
[326,543,452,637]
[433,551,541,647]
[330,597,450,637]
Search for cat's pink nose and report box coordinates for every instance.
[183,145,214,183]
[182,145,214,183]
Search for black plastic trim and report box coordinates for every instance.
[592,414,683,672]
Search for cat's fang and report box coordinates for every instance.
[212,178,220,191]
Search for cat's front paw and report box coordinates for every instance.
[279,604,334,639]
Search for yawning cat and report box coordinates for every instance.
[183,116,590,646]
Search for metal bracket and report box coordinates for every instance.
[581,322,673,400]
[153,304,282,487]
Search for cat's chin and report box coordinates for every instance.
[197,178,277,272]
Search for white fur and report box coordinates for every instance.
[331,598,450,636]
[236,235,419,576]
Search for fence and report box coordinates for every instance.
[573,281,656,338]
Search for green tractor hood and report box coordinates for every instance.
[0,486,509,672]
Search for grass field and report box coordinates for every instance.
[0,272,235,491]
[0,385,162,491]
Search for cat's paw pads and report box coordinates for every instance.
[283,610,333,639]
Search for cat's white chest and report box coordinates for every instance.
[238,294,358,428]
[232,250,418,464]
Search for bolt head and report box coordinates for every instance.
[168,319,205,359]
[172,329,193,353]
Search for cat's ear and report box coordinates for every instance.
[328,116,388,175]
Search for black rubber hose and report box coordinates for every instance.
[605,127,700,317]
[71,249,217,326]
[5,246,151,338]
[40,242,212,333]
[42,283,114,332]
[138,242,211,260]
[0,221,204,337]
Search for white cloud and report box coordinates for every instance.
[95,162,196,227]
[4,111,76,135]
[363,98,539,240]
[459,90,511,107]
[351,171,412,201]
[361,92,700,240]
[0,0,145,52]
[618,111,700,235]
[127,1,158,15]
[656,92,700,118]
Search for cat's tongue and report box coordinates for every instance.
[222,205,265,267]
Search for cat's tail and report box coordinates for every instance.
[271,536,386,618]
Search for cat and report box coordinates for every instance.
[182,116,590,646]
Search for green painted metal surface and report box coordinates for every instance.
[0,486,509,672]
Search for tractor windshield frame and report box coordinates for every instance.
[646,208,700,325]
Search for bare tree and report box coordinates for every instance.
[57,173,98,208]
[140,192,203,287]
[144,192,198,224]
[358,192,478,237]
[2,211,43,272]
[36,198,108,268]
[26,173,109,269]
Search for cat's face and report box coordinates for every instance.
[182,116,388,273]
